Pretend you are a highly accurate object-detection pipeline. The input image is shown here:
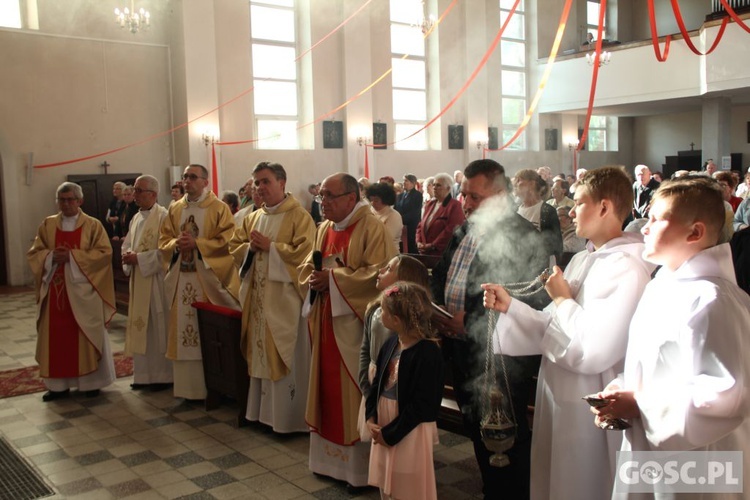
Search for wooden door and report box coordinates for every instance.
[68,173,140,234]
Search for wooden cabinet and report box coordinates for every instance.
[193,302,249,427]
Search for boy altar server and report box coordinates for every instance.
[593,176,750,499]
[483,167,655,500]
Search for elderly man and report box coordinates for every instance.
[632,164,660,218]
[299,173,394,489]
[159,164,240,400]
[394,173,423,253]
[229,162,315,432]
[122,175,173,391]
[28,182,117,401]
[431,159,549,499]
[546,178,575,211]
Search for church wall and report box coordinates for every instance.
[3,0,748,285]
[633,110,703,172]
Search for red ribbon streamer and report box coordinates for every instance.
[648,0,672,61]
[33,1,375,170]
[670,0,728,56]
[363,146,370,179]
[489,0,573,153]
[720,0,750,33]
[339,0,458,149]
[211,143,219,195]
[295,0,374,62]
[577,0,607,152]
[394,0,520,146]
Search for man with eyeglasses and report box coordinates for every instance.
[27,182,117,402]
[121,175,173,392]
[159,164,240,401]
[299,172,394,490]
[229,162,315,433]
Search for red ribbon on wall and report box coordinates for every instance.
[670,0,728,56]
[648,0,672,61]
[363,146,370,179]
[720,0,750,33]
[576,0,607,152]
[211,143,219,195]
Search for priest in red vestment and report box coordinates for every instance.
[299,173,395,488]
[27,182,117,402]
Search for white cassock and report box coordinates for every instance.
[122,205,173,384]
[43,214,116,392]
[494,233,655,500]
[612,243,750,500]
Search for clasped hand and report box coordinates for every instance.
[177,231,196,253]
[249,230,271,252]
[52,247,70,264]
[122,251,138,266]
[366,419,387,446]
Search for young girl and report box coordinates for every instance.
[358,255,430,398]
[366,281,444,500]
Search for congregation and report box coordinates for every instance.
[27,157,750,500]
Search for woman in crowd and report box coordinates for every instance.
[514,169,563,263]
[366,182,403,254]
[415,173,464,257]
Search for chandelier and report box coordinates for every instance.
[410,1,435,34]
[114,0,150,34]
[586,51,611,67]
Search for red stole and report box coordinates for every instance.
[47,227,92,377]
[317,222,359,445]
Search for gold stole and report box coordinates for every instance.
[125,209,163,355]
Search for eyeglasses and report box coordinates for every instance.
[182,173,206,181]
[319,191,354,202]
[57,197,79,203]
[133,188,155,194]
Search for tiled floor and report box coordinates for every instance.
[0,289,484,499]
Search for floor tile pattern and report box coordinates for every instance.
[0,290,483,498]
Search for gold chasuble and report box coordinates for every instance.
[159,190,240,361]
[229,194,315,381]
[299,204,394,446]
[27,211,116,378]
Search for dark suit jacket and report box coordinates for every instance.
[416,195,465,256]
[633,178,660,218]
[395,189,423,227]
[539,201,563,264]
[310,199,322,225]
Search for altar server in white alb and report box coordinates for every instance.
[229,162,315,432]
[483,167,655,500]
[121,175,173,390]
[159,164,240,400]
[592,176,750,500]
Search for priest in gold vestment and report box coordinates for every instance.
[122,175,173,389]
[299,173,394,487]
[27,182,117,402]
[159,164,240,400]
[229,162,315,432]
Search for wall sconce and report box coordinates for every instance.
[357,137,370,147]
[476,140,488,150]
[202,132,217,146]
[567,140,580,150]
[586,51,611,67]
